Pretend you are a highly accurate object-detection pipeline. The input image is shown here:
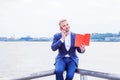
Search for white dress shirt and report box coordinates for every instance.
[65,32,71,51]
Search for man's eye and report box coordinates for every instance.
[63,25,66,27]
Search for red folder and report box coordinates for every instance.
[74,33,90,47]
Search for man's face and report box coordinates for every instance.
[60,21,70,32]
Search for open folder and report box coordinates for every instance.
[74,33,91,47]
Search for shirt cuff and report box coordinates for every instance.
[60,38,64,43]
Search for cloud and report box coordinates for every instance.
[0,0,120,37]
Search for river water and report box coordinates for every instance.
[0,42,120,80]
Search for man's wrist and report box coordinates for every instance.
[60,38,64,43]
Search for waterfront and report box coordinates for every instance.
[0,42,120,80]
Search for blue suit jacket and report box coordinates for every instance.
[51,32,85,67]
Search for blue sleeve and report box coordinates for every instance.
[51,34,63,51]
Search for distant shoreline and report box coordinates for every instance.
[0,32,120,42]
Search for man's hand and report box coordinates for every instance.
[61,30,67,41]
[80,44,85,53]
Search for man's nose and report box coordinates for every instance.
[65,25,69,28]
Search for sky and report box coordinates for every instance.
[0,0,120,38]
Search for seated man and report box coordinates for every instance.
[51,19,85,80]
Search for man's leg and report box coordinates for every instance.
[65,60,76,80]
[55,59,66,80]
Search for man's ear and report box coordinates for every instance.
[60,27,62,31]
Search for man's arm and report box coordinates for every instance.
[76,44,85,53]
[51,34,63,51]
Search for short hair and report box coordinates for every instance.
[59,19,67,26]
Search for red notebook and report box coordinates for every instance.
[74,33,90,47]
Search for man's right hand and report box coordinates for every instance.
[61,30,66,41]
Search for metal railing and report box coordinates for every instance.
[13,68,120,80]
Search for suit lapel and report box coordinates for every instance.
[60,32,75,51]
[60,33,68,51]
[70,32,75,47]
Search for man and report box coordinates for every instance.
[51,19,85,80]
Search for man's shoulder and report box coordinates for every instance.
[71,32,76,36]
[54,32,61,36]
[53,32,61,38]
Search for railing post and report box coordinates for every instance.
[80,74,87,80]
